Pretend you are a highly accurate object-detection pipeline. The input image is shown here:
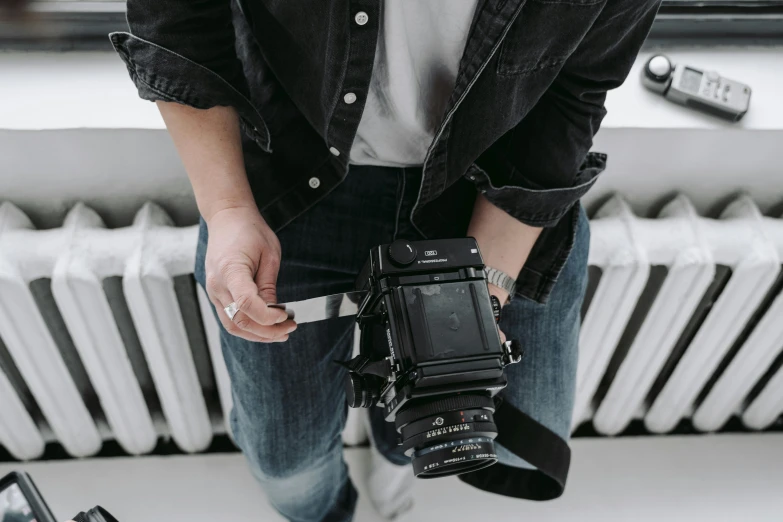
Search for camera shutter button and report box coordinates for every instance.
[388,239,417,266]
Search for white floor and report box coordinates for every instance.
[1,434,781,522]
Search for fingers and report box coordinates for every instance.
[207,293,293,343]
[232,310,296,340]
[224,262,288,326]
[205,263,293,342]
[254,246,281,305]
[200,207,290,341]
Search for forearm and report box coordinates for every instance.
[156,101,256,222]
[467,194,542,302]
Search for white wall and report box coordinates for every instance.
[0,129,194,228]
[592,128,783,217]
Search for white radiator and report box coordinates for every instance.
[0,195,781,462]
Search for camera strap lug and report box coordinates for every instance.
[335,354,396,381]
[356,287,375,318]
[501,339,524,367]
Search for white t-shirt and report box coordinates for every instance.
[349,1,479,167]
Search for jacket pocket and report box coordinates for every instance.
[497,0,605,77]
[110,31,272,153]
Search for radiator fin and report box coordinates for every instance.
[0,194,781,460]
[0,203,102,458]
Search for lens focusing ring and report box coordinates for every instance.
[412,437,498,478]
[400,408,494,441]
[395,394,498,478]
[401,421,498,455]
[345,373,378,408]
[395,394,494,430]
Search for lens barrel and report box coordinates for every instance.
[412,437,498,478]
[394,394,498,478]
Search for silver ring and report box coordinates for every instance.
[224,302,239,321]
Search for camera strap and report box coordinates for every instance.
[458,396,571,501]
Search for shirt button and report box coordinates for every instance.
[343,92,357,104]
[309,177,321,189]
[355,11,369,26]
[329,146,341,157]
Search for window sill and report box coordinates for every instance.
[0,46,781,228]
[0,51,165,130]
[1,47,782,132]
[603,47,783,131]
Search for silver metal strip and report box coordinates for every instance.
[271,290,367,324]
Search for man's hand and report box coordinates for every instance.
[154,102,296,342]
[467,194,543,345]
[204,204,296,342]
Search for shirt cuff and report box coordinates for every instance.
[109,31,272,153]
[471,152,606,228]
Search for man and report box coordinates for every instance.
[112,0,660,520]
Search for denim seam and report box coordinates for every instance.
[413,0,524,237]
[478,159,604,195]
[498,56,567,77]
[126,67,179,103]
[496,0,606,77]
[393,168,406,241]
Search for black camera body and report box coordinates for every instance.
[343,238,522,478]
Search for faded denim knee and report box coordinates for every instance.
[240,428,352,521]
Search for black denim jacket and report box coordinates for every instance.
[111,0,659,500]
[111,0,660,306]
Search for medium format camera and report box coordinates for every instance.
[343,237,523,478]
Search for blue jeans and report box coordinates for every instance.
[194,165,589,522]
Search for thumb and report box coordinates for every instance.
[255,250,281,306]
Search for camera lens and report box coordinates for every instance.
[394,394,498,478]
[412,437,497,478]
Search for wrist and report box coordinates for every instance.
[484,266,516,303]
[487,282,511,305]
[202,197,260,224]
